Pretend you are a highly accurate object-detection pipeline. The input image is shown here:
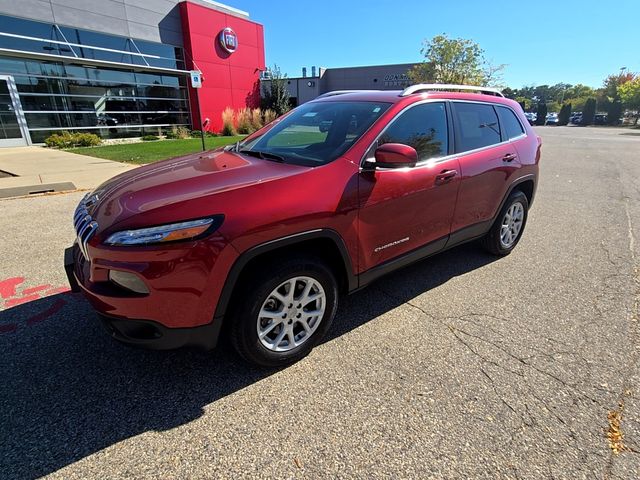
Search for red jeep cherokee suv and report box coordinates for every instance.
[65,84,541,366]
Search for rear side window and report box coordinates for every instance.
[497,106,525,140]
[452,102,501,152]
[378,102,448,161]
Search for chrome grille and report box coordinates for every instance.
[74,193,99,260]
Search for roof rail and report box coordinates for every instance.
[400,84,504,98]
[316,90,379,99]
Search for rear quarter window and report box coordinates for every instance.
[452,102,501,153]
[497,106,525,140]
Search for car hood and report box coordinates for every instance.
[89,149,310,231]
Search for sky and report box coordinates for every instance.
[229,0,639,89]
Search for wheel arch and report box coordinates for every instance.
[496,175,536,220]
[213,229,356,321]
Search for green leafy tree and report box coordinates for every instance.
[535,103,547,126]
[515,96,532,111]
[607,100,623,125]
[408,34,506,87]
[261,65,291,116]
[619,77,640,124]
[603,72,635,99]
[558,103,572,126]
[582,98,597,125]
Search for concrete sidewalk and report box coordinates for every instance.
[0,147,135,197]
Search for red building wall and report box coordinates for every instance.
[180,2,265,132]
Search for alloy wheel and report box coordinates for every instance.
[256,276,326,352]
[500,202,525,249]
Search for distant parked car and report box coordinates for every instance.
[524,112,536,126]
[545,113,558,125]
[570,113,583,125]
[594,113,608,125]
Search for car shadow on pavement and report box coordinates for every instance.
[0,243,496,479]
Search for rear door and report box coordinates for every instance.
[450,101,522,233]
[358,101,461,271]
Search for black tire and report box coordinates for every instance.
[229,255,338,367]
[480,190,529,256]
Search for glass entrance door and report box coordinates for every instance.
[0,76,29,147]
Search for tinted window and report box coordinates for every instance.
[497,106,525,140]
[453,102,501,152]
[378,102,448,161]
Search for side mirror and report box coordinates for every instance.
[374,143,418,168]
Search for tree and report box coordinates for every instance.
[619,77,640,124]
[582,98,597,125]
[408,34,506,87]
[607,100,623,125]
[558,103,572,126]
[515,96,532,111]
[261,65,290,116]
[535,103,547,126]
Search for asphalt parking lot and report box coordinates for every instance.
[1,127,639,479]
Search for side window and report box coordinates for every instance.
[378,102,448,161]
[452,102,501,152]
[497,106,525,140]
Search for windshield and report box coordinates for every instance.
[239,101,391,166]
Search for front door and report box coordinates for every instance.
[358,101,460,272]
[0,76,29,147]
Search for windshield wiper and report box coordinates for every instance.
[224,141,241,152]
[238,149,285,162]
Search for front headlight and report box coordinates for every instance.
[104,217,222,246]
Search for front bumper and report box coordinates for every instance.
[64,245,223,350]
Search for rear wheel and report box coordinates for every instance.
[481,190,529,256]
[229,255,338,367]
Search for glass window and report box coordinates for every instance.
[242,101,391,166]
[497,106,525,140]
[0,14,184,70]
[378,102,448,161]
[452,102,502,152]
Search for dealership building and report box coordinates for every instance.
[261,63,419,107]
[0,0,265,146]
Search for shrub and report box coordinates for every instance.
[558,103,571,126]
[236,107,254,134]
[164,126,189,139]
[45,131,101,148]
[535,103,547,126]
[607,100,623,125]
[582,98,597,125]
[142,135,160,141]
[221,107,237,136]
[263,109,277,125]
[250,108,263,131]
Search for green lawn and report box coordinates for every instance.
[69,136,245,165]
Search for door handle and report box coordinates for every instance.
[435,169,457,185]
[502,153,517,162]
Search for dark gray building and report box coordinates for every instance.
[261,63,419,107]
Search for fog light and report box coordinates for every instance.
[109,270,149,294]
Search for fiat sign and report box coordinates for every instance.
[219,27,237,54]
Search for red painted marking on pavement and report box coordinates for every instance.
[0,277,25,299]
[26,298,67,326]
[4,294,41,308]
[0,324,18,334]
[44,286,71,296]
[22,284,53,296]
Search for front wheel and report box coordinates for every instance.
[480,190,529,256]
[229,256,338,367]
